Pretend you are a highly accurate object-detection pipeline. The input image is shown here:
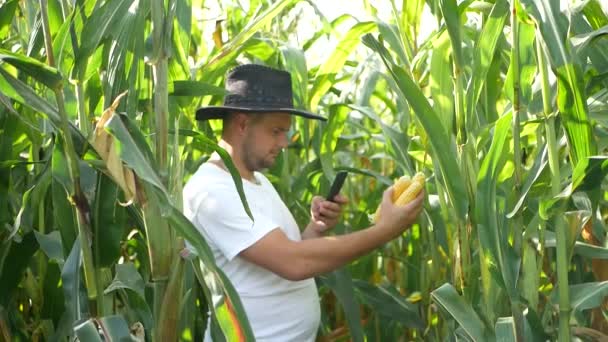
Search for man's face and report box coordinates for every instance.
[241,112,292,171]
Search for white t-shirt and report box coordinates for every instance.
[183,162,321,342]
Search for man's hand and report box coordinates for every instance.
[302,195,348,239]
[374,186,425,237]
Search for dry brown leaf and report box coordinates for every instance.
[89,91,138,204]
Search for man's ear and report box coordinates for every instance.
[233,112,250,134]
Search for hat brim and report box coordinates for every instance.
[196,106,327,121]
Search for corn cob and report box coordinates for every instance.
[392,176,411,202]
[373,172,425,222]
[373,176,408,220]
[372,176,410,221]
[395,179,423,205]
[412,172,425,187]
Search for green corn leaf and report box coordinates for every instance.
[348,105,413,174]
[205,0,296,68]
[169,203,255,341]
[0,48,63,89]
[354,279,424,330]
[504,15,537,106]
[525,0,597,166]
[550,281,608,314]
[176,128,253,221]
[105,0,148,109]
[51,8,75,71]
[439,0,464,69]
[0,0,18,38]
[93,174,127,267]
[495,317,517,342]
[73,315,134,341]
[175,0,192,74]
[73,0,135,80]
[52,176,78,258]
[543,236,608,259]
[465,0,509,124]
[61,237,85,324]
[476,110,512,258]
[0,233,38,307]
[41,262,66,329]
[431,283,491,341]
[570,25,608,55]
[34,231,65,267]
[100,115,252,340]
[320,104,350,179]
[507,145,548,218]
[362,34,468,220]
[104,262,153,331]
[322,269,365,342]
[476,110,522,309]
[539,156,608,220]
[309,21,377,112]
[377,21,409,68]
[0,67,60,123]
[279,45,308,108]
[104,263,145,299]
[429,30,454,134]
[0,68,86,150]
[571,156,608,192]
[97,315,134,341]
[104,113,167,197]
[73,319,104,342]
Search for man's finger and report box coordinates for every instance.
[403,190,425,209]
[321,201,342,212]
[331,194,349,204]
[320,202,344,215]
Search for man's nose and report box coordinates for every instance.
[278,133,289,148]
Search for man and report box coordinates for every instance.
[182,64,424,341]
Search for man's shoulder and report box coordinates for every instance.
[184,163,233,194]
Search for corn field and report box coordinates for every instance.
[1,0,608,340]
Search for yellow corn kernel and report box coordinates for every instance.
[395,178,424,205]
[392,176,411,202]
[412,172,425,185]
[373,173,425,223]
[374,176,410,222]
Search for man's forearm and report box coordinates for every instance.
[290,223,403,279]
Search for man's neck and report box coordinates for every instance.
[215,139,255,181]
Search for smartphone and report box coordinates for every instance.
[326,171,347,202]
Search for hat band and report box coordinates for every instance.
[224,94,293,108]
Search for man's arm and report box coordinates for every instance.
[240,188,424,281]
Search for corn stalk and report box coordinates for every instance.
[147,0,179,340]
[38,0,99,315]
[509,1,525,339]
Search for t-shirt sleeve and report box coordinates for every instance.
[193,185,278,261]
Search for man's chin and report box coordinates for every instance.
[261,160,275,169]
[250,160,274,171]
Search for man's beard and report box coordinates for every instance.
[242,141,276,172]
[243,153,273,172]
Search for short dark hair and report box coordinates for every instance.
[222,112,267,133]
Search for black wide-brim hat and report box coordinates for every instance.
[195,64,326,121]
